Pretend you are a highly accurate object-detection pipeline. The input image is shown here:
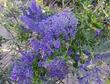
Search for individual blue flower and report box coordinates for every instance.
[67,48,73,56]
[95,29,101,36]
[83,49,91,56]
[53,39,61,49]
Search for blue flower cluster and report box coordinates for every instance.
[77,54,110,84]
[11,51,34,84]
[21,0,78,60]
[20,0,43,23]
[45,58,68,79]
[11,0,78,83]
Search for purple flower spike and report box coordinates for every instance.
[20,0,44,32]
[83,49,91,56]
[30,0,42,17]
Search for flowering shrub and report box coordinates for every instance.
[11,0,78,83]
[0,0,110,84]
[10,0,110,84]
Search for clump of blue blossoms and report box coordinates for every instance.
[21,0,78,60]
[11,0,78,83]
[77,54,110,84]
[11,51,34,84]
[45,58,68,80]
